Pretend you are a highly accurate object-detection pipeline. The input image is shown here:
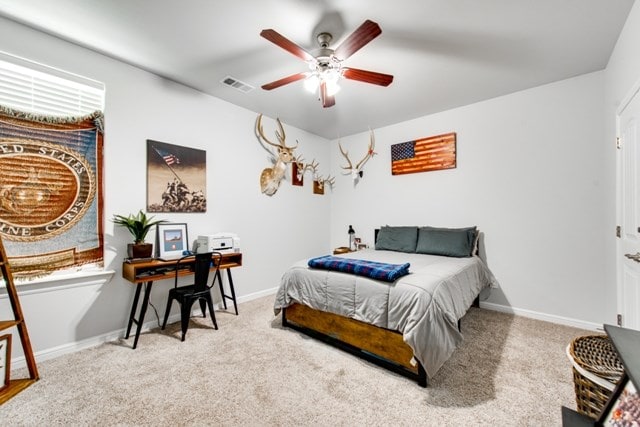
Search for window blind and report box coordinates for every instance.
[0,51,105,116]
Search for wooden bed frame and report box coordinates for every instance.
[282,302,427,386]
[282,297,480,388]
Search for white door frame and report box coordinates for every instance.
[616,76,640,328]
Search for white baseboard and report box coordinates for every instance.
[479,301,602,331]
[235,286,278,304]
[10,287,281,371]
[9,311,182,371]
[12,288,597,371]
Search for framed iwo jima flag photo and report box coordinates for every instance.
[146,140,206,213]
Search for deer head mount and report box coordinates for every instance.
[293,154,306,183]
[304,159,334,194]
[317,175,336,190]
[338,130,376,184]
[255,114,298,196]
[312,173,335,195]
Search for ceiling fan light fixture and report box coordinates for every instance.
[325,78,341,96]
[304,74,319,93]
[304,65,342,95]
[322,67,341,83]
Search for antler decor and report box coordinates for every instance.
[319,175,336,190]
[338,130,376,183]
[287,152,336,194]
[255,114,298,196]
[305,161,335,195]
[304,159,319,177]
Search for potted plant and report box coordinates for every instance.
[112,210,167,259]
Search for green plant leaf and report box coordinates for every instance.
[111,210,167,243]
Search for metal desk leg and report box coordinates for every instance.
[127,281,154,349]
[215,270,227,310]
[125,283,143,339]
[215,269,238,315]
[226,269,238,315]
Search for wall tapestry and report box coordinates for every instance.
[0,106,104,278]
[146,140,206,213]
[391,132,456,175]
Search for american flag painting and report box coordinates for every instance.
[152,147,180,166]
[390,132,456,175]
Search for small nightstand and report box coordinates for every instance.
[333,247,353,255]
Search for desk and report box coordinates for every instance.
[122,252,242,349]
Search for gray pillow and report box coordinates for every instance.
[416,226,477,257]
[375,226,418,253]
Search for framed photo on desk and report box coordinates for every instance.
[156,223,189,260]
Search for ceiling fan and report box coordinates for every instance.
[260,19,394,108]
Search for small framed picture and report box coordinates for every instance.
[292,162,304,186]
[600,373,638,425]
[313,179,324,195]
[0,334,11,392]
[156,223,189,260]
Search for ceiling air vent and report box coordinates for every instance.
[220,76,254,93]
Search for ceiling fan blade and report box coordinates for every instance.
[320,81,336,108]
[333,20,382,60]
[260,29,315,62]
[342,68,394,86]
[261,72,309,90]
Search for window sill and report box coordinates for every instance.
[0,269,115,295]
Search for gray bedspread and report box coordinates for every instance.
[273,249,498,378]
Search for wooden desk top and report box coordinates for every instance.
[122,252,242,284]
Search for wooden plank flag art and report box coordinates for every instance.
[391,132,456,175]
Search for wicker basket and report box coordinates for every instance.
[567,334,624,419]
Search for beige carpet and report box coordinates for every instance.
[1,295,589,426]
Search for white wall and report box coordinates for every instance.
[0,16,331,361]
[604,0,640,325]
[330,71,607,327]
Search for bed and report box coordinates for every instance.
[273,225,498,387]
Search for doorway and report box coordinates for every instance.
[616,80,640,330]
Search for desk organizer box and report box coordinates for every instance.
[566,334,624,419]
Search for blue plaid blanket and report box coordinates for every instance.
[307,255,410,282]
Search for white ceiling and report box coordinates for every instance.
[0,0,634,138]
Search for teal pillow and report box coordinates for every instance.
[416,226,477,257]
[375,226,418,253]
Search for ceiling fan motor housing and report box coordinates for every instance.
[314,33,336,65]
[317,32,333,48]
